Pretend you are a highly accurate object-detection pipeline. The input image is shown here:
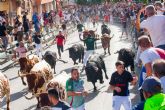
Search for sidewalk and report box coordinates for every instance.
[0,24,76,71]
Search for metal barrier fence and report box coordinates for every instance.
[0,23,76,71]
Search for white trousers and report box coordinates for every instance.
[72,104,85,110]
[112,96,132,110]
[35,43,43,57]
[83,50,94,66]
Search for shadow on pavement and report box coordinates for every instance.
[2,90,28,107]
[24,104,37,110]
[59,65,82,74]
[85,91,100,103]
[85,85,106,103]
[9,76,19,81]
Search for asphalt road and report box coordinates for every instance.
[1,22,140,110]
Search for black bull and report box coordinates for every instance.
[101,27,111,35]
[85,54,109,91]
[43,51,67,74]
[115,48,135,72]
[68,44,84,65]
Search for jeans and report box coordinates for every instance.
[1,36,8,49]
[57,45,63,57]
[35,43,43,57]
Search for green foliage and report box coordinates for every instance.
[75,0,103,5]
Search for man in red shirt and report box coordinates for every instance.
[53,30,65,59]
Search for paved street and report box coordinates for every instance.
[1,22,140,110]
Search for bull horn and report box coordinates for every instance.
[64,48,69,51]
[18,71,27,77]
[114,51,119,54]
[24,95,35,100]
[111,34,115,38]
[24,93,39,100]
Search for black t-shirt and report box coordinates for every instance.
[109,70,133,96]
[0,25,6,36]
[51,101,71,110]
[33,35,41,44]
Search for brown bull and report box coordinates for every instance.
[101,33,114,55]
[18,60,53,108]
[0,72,10,110]
[18,55,40,85]
[37,71,69,108]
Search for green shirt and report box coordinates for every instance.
[77,24,83,32]
[144,93,165,110]
[84,37,96,50]
[66,78,85,108]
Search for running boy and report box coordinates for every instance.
[108,61,138,110]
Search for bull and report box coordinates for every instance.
[82,30,99,49]
[36,71,69,108]
[68,44,84,65]
[43,51,67,74]
[85,54,109,91]
[18,55,40,86]
[101,26,111,35]
[18,60,53,108]
[115,48,135,72]
[0,72,10,110]
[101,34,114,55]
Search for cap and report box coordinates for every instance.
[139,76,161,93]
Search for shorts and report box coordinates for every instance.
[122,22,127,28]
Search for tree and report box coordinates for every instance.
[75,0,103,5]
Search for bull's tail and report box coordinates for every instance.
[56,59,68,63]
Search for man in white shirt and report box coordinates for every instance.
[138,5,165,49]
[152,59,165,93]
[138,35,165,77]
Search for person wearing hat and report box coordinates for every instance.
[48,88,71,110]
[138,76,165,110]
[52,30,65,59]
